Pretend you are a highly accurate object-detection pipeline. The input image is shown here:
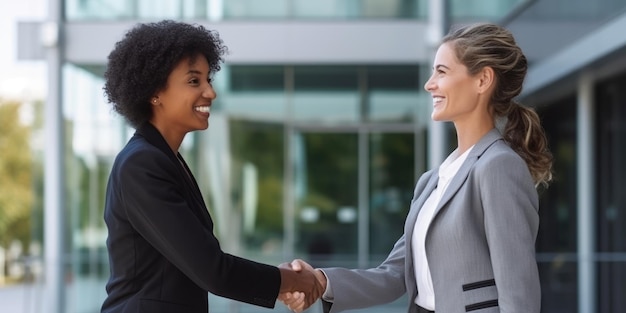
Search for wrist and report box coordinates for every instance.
[314,269,328,291]
[278,267,295,292]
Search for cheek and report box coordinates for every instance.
[450,80,475,98]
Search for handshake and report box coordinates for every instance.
[277,259,327,313]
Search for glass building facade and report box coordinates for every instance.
[13,0,626,312]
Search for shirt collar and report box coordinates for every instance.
[438,145,474,182]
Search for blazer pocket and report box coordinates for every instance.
[465,299,498,312]
[462,279,498,312]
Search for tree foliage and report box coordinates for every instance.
[0,101,33,248]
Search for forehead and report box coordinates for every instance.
[433,42,461,66]
[171,55,210,74]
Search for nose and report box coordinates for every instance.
[424,74,435,92]
[203,81,217,100]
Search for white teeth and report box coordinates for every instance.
[433,97,443,104]
[195,106,210,113]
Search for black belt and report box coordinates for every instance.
[417,305,434,313]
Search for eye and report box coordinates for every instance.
[207,77,213,84]
[189,78,200,85]
[432,66,446,75]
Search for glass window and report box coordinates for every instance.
[229,66,284,91]
[368,132,415,261]
[66,0,426,20]
[535,96,578,311]
[596,72,626,313]
[537,96,578,253]
[293,66,360,123]
[536,260,578,312]
[227,119,285,260]
[62,64,123,312]
[293,132,359,267]
[66,0,134,20]
[367,65,421,123]
[217,66,287,121]
[224,0,290,19]
[225,0,423,19]
[450,0,525,20]
[65,0,546,21]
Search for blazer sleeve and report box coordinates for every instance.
[320,234,407,313]
[114,146,280,308]
[478,151,541,312]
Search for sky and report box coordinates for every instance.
[0,0,47,101]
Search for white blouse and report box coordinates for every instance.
[412,146,474,310]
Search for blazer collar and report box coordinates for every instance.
[136,122,179,163]
[434,128,503,215]
[465,128,503,160]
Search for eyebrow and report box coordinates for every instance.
[186,70,204,75]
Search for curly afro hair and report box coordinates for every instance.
[104,20,227,128]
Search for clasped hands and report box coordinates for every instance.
[278,259,326,313]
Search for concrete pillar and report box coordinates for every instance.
[427,0,449,168]
[577,72,596,313]
[43,0,65,311]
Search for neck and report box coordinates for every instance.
[149,119,184,154]
[453,118,494,155]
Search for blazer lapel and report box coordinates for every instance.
[405,171,438,235]
[404,169,438,270]
[432,128,503,217]
[176,154,213,223]
[136,123,213,228]
[404,169,437,298]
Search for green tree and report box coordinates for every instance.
[0,101,33,250]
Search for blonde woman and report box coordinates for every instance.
[283,23,552,313]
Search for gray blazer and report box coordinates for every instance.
[322,128,540,313]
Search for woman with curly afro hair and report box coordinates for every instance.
[101,20,323,313]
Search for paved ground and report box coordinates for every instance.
[0,283,43,313]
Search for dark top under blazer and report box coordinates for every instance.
[101,123,280,313]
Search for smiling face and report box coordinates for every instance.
[150,54,215,148]
[424,42,486,124]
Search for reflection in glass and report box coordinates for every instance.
[62,64,124,311]
[536,259,578,313]
[596,73,626,313]
[536,97,578,312]
[368,132,415,261]
[227,119,285,260]
[294,132,358,267]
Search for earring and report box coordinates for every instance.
[152,99,157,104]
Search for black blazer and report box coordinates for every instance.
[101,123,280,313]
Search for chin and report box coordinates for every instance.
[191,124,209,132]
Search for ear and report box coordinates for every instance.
[151,96,160,105]
[476,66,495,94]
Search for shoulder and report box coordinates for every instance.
[418,168,436,184]
[416,168,435,188]
[473,140,533,186]
[475,140,526,172]
[112,136,174,177]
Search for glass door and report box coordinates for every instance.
[289,128,418,269]
[292,131,359,268]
